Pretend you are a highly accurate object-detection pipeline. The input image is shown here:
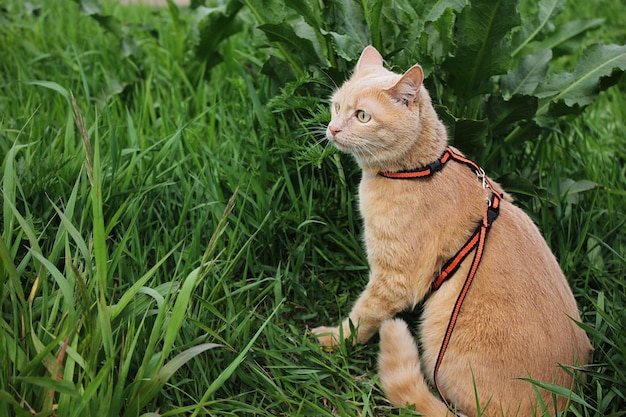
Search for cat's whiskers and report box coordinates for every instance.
[317,70,340,91]
[299,125,338,159]
[351,139,397,169]
[311,127,331,147]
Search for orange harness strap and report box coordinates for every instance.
[379,146,502,410]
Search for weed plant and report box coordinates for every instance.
[0,0,624,416]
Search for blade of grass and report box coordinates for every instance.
[30,251,76,323]
[11,377,79,398]
[110,244,181,321]
[0,236,22,305]
[190,299,284,417]
[518,377,598,411]
[129,342,224,414]
[70,358,115,417]
[72,92,114,361]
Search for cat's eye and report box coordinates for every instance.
[333,103,340,113]
[356,110,371,123]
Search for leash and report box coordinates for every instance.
[379,146,502,410]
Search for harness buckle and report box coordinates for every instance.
[427,158,444,174]
[475,167,487,189]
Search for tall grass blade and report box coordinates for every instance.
[518,377,598,411]
[128,343,223,414]
[12,377,79,398]
[2,141,28,247]
[110,245,180,320]
[25,81,70,101]
[48,197,92,272]
[30,251,76,320]
[0,236,22,304]
[70,358,115,417]
[190,299,284,417]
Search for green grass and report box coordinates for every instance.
[0,0,624,416]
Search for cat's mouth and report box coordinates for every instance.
[328,136,352,153]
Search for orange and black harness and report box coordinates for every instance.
[379,146,503,410]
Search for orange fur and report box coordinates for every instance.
[312,46,592,416]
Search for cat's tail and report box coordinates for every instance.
[378,318,453,416]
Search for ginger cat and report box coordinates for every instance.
[312,46,592,416]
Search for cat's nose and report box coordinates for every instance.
[328,125,342,137]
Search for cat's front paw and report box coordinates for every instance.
[311,326,341,348]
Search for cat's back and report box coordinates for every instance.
[419,196,592,415]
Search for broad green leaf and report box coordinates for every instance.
[452,118,489,151]
[72,0,101,15]
[586,235,605,272]
[422,8,458,67]
[258,23,321,67]
[261,55,296,85]
[364,0,385,50]
[444,0,520,100]
[165,0,182,25]
[559,178,599,198]
[501,49,552,98]
[188,3,244,70]
[486,94,538,136]
[285,0,321,31]
[72,0,123,37]
[498,173,557,206]
[537,43,626,112]
[244,0,288,24]
[321,0,369,59]
[436,105,488,151]
[89,14,123,38]
[528,18,604,56]
[322,30,362,62]
[512,0,565,57]
[417,0,466,24]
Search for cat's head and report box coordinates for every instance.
[327,46,445,172]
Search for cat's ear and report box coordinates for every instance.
[356,46,384,72]
[385,64,424,106]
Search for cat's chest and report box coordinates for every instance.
[358,177,433,235]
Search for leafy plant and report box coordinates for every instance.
[239,0,625,169]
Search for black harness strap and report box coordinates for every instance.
[379,146,502,410]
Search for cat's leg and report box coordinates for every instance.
[379,319,457,416]
[312,275,418,346]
